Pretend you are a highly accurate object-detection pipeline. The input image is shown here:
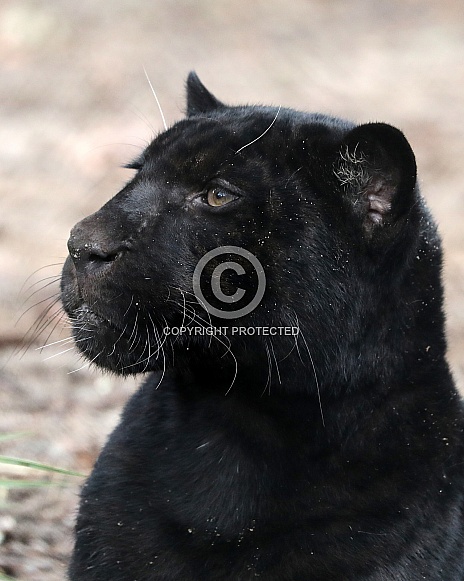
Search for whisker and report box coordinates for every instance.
[269,339,281,385]
[19,263,63,296]
[68,350,103,374]
[261,341,273,397]
[178,303,237,395]
[173,287,230,353]
[23,299,63,340]
[129,106,158,139]
[128,308,140,352]
[22,274,61,297]
[124,296,134,318]
[43,346,75,361]
[290,310,304,365]
[36,336,74,350]
[13,297,63,359]
[298,326,325,428]
[38,309,67,352]
[108,323,128,357]
[15,292,61,327]
[149,313,169,356]
[142,322,152,373]
[143,66,168,131]
[154,343,166,390]
[235,106,281,155]
[22,277,61,304]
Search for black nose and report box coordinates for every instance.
[67,217,130,274]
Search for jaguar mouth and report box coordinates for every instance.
[74,303,114,329]
[74,303,102,323]
[60,255,172,374]
[65,295,179,375]
[66,302,139,373]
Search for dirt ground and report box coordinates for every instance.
[1,0,464,579]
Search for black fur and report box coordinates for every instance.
[62,74,464,580]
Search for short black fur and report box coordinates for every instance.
[62,74,464,580]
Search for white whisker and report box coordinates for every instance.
[43,346,75,361]
[143,66,168,131]
[262,341,273,397]
[298,327,325,428]
[36,336,74,350]
[235,106,281,155]
[154,343,166,390]
[269,339,281,385]
[68,351,102,374]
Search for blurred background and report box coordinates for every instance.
[1,0,463,578]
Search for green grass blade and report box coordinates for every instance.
[0,573,17,581]
[0,432,32,443]
[0,479,70,489]
[0,456,85,477]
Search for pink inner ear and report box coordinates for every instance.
[366,179,395,225]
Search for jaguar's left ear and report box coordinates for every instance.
[186,72,225,117]
[334,123,417,236]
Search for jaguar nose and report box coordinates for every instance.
[67,220,130,274]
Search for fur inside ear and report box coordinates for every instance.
[186,72,225,117]
[334,123,417,235]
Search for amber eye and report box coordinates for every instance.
[205,188,238,207]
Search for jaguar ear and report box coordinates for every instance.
[186,72,225,117]
[334,123,417,236]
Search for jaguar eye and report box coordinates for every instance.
[205,188,238,207]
